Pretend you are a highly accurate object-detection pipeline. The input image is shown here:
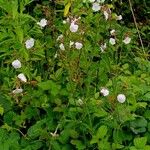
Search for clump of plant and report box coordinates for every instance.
[0,0,149,149]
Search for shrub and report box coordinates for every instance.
[0,0,149,149]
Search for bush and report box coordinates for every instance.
[0,0,149,149]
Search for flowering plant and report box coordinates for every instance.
[0,0,149,149]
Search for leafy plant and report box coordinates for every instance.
[0,0,149,149]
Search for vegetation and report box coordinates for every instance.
[0,0,149,149]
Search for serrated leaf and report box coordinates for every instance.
[38,80,61,96]
[134,137,147,149]
[112,143,124,149]
[1,123,12,131]
[71,140,86,150]
[90,135,98,144]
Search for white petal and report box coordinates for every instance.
[25,38,35,49]
[110,29,115,35]
[100,43,107,52]
[75,42,83,49]
[12,60,21,69]
[56,34,63,41]
[116,15,122,20]
[123,37,131,44]
[37,18,47,28]
[70,41,74,47]
[17,73,27,82]
[92,3,101,12]
[12,88,23,94]
[59,43,65,50]
[100,88,109,96]
[109,38,116,45]
[70,22,79,32]
[104,11,109,20]
[117,94,126,103]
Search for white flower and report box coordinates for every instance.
[100,43,107,52]
[12,60,21,69]
[70,22,79,32]
[75,42,83,49]
[70,41,74,47]
[109,38,116,45]
[110,29,115,35]
[50,132,59,137]
[56,34,63,41]
[17,73,27,82]
[123,37,131,44]
[59,43,65,50]
[117,94,126,103]
[116,15,122,20]
[25,38,35,49]
[12,88,23,94]
[100,88,109,96]
[37,18,47,28]
[104,11,109,20]
[92,2,101,12]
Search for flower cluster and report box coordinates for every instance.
[12,18,48,94]
[56,17,83,53]
[12,59,27,94]
[100,88,126,103]
[88,1,131,52]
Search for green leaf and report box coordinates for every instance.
[144,110,150,119]
[71,140,86,150]
[59,130,70,144]
[64,2,71,17]
[0,105,4,115]
[130,117,147,128]
[94,92,99,99]
[27,119,46,139]
[98,139,111,150]
[1,123,12,131]
[144,145,150,150]
[51,141,62,150]
[90,135,98,144]
[38,80,61,96]
[134,137,147,149]
[96,125,108,139]
[112,143,124,149]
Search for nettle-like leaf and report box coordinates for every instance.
[71,140,86,150]
[27,119,46,139]
[130,116,148,134]
[38,80,61,96]
[0,0,149,149]
[134,137,147,149]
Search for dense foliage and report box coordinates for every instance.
[0,0,149,149]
